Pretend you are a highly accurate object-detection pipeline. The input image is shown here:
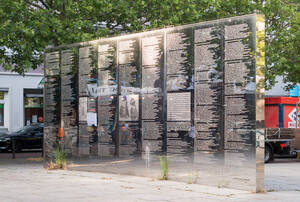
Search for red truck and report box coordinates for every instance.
[265,97,300,162]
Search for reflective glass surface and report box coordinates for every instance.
[44,14,264,192]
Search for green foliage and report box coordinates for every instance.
[159,156,169,180]
[262,0,300,89]
[0,0,299,89]
[187,172,192,184]
[187,171,199,184]
[54,144,67,169]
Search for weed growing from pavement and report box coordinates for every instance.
[187,172,192,184]
[193,172,199,184]
[46,143,67,170]
[54,144,67,169]
[187,171,198,184]
[159,156,169,180]
[217,181,222,188]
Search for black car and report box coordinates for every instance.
[0,123,43,152]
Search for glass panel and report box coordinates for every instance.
[78,46,94,156]
[97,41,118,157]
[44,51,60,161]
[61,49,79,154]
[118,37,141,156]
[141,32,165,155]
[165,27,194,172]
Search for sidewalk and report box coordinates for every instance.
[0,159,299,202]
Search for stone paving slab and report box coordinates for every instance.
[0,151,42,159]
[68,157,256,191]
[0,159,299,201]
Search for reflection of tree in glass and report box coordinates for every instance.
[129,40,140,88]
[210,25,222,82]
[179,28,193,90]
[98,43,117,85]
[88,46,98,80]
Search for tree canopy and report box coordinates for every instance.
[0,0,299,89]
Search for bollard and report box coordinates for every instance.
[12,139,15,159]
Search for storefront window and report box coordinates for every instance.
[24,97,43,125]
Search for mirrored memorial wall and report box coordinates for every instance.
[44,14,264,191]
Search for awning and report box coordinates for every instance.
[0,88,9,92]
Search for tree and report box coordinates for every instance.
[0,0,299,89]
[262,0,300,89]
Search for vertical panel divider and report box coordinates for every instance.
[95,44,99,155]
[220,24,225,153]
[76,48,80,149]
[190,27,195,155]
[139,36,143,154]
[43,54,46,159]
[115,40,121,157]
[59,50,63,143]
[162,30,167,153]
[255,14,265,193]
[116,39,120,157]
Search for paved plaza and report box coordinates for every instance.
[0,155,300,202]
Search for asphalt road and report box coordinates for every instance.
[265,158,300,191]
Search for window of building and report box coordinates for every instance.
[0,92,5,127]
[24,97,43,125]
[0,103,4,126]
[24,89,43,126]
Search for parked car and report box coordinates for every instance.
[0,123,43,152]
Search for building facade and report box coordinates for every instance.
[0,66,43,132]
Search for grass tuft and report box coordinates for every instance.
[159,156,169,180]
[46,144,67,170]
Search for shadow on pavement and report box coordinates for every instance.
[0,151,43,160]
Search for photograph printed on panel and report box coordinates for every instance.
[119,94,139,121]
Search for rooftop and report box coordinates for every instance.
[0,64,43,74]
